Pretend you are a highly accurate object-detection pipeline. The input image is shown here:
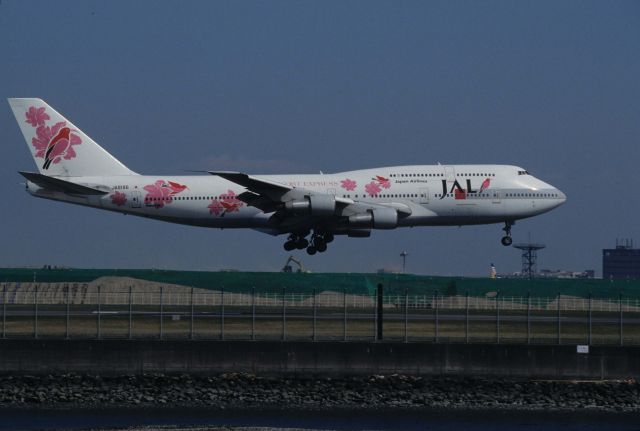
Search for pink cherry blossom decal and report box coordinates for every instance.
[25,106,83,167]
[208,190,244,217]
[365,181,382,196]
[143,180,188,209]
[25,106,49,127]
[208,199,224,216]
[340,178,357,191]
[110,191,127,206]
[144,180,174,208]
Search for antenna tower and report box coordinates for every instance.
[513,242,546,279]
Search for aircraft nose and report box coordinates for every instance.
[553,187,567,207]
[557,188,567,203]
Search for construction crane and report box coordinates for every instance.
[282,255,308,273]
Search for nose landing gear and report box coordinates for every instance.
[501,221,514,246]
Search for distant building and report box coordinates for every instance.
[603,239,640,280]
[537,269,595,279]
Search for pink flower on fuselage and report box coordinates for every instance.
[25,106,50,127]
[365,181,382,196]
[208,199,224,216]
[110,191,127,206]
[220,190,243,213]
[209,190,244,216]
[144,180,174,208]
[341,178,357,191]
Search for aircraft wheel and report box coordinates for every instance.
[283,241,296,251]
[324,233,334,243]
[296,238,309,249]
[316,241,327,252]
[501,236,513,246]
[306,246,317,255]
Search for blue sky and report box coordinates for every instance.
[1,1,638,275]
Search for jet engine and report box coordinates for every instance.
[348,207,398,229]
[284,194,336,216]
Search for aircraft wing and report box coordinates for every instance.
[19,171,109,196]
[208,171,293,212]
[209,171,418,234]
[208,171,291,194]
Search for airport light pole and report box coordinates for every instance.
[400,251,408,274]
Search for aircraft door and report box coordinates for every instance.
[130,191,142,208]
[418,187,429,204]
[492,189,501,204]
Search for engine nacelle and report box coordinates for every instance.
[284,194,336,216]
[308,194,336,216]
[349,207,398,229]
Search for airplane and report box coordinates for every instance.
[9,98,566,255]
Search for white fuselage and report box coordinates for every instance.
[25,164,566,234]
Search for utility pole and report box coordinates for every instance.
[400,251,408,274]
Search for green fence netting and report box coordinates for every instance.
[1,268,639,299]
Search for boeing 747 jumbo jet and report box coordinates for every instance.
[9,99,566,255]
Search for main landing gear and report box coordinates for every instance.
[283,231,334,255]
[283,232,309,251]
[501,221,514,246]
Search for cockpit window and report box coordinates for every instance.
[517,170,530,175]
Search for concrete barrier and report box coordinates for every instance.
[0,340,638,379]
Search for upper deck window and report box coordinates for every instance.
[517,170,530,175]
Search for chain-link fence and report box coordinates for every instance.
[1,283,638,345]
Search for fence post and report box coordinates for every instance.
[220,287,224,340]
[496,291,500,344]
[281,286,286,341]
[97,285,102,339]
[312,288,317,342]
[2,284,5,339]
[465,291,469,343]
[588,293,592,345]
[343,288,347,342]
[251,287,256,341]
[557,292,561,345]
[34,284,38,339]
[190,287,194,340]
[376,283,384,341]
[159,286,164,340]
[619,293,623,346]
[527,292,531,345]
[434,290,439,343]
[128,286,133,340]
[65,284,70,340]
[404,289,409,343]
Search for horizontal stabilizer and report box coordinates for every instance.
[19,171,108,195]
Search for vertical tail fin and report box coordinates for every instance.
[8,98,136,177]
